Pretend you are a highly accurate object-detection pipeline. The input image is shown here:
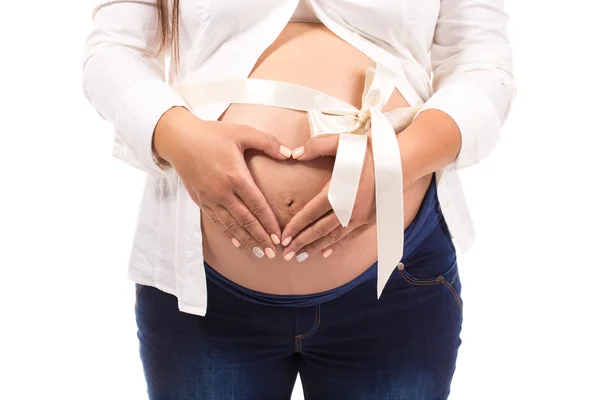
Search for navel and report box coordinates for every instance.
[284,197,295,207]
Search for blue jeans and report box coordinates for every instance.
[135,181,462,399]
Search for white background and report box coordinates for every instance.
[1,1,599,399]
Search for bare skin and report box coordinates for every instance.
[196,23,433,295]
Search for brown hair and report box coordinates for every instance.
[155,0,180,68]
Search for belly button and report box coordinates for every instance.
[284,197,295,207]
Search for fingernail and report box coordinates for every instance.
[265,247,276,259]
[292,147,305,159]
[231,238,241,248]
[296,252,309,262]
[279,145,292,158]
[284,252,295,261]
[322,248,333,258]
[282,236,292,246]
[270,234,281,245]
[252,247,264,258]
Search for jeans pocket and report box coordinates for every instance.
[397,260,463,312]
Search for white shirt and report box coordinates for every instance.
[82,0,516,316]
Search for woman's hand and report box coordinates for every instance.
[153,106,293,259]
[280,135,376,262]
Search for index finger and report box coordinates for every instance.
[281,183,332,246]
[234,179,282,245]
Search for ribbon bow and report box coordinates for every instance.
[174,62,421,297]
[306,63,421,297]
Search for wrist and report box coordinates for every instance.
[152,106,196,166]
[397,109,462,182]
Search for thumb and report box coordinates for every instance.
[292,135,339,161]
[240,127,292,160]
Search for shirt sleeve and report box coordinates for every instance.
[82,0,189,177]
[417,0,517,171]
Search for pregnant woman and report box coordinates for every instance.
[83,1,515,399]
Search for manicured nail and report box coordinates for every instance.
[265,247,276,259]
[279,145,292,158]
[322,248,333,258]
[292,147,305,159]
[284,252,295,261]
[231,238,241,248]
[296,252,309,262]
[282,236,292,246]
[270,234,281,245]
[252,247,264,258]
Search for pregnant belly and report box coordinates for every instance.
[201,23,433,295]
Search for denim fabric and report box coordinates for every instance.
[135,178,462,399]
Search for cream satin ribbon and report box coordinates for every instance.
[175,62,421,298]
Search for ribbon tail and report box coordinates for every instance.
[370,108,405,299]
[328,133,368,227]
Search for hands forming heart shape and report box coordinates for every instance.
[155,110,377,262]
